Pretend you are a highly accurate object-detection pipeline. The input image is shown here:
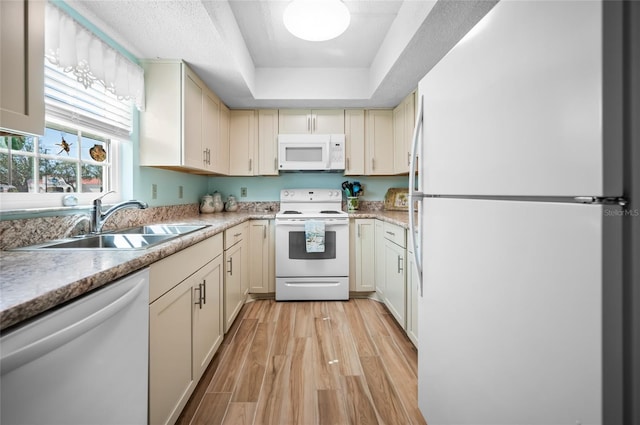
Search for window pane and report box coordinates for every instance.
[0,153,35,192]
[81,164,105,193]
[0,135,35,153]
[40,127,79,158]
[82,134,108,163]
[38,159,76,192]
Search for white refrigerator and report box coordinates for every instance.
[408,1,626,424]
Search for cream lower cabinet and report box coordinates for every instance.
[352,219,376,292]
[374,219,386,296]
[149,235,224,425]
[0,0,44,136]
[224,222,249,331]
[249,220,275,294]
[382,222,407,328]
[406,232,419,346]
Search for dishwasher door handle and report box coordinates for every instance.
[0,276,147,375]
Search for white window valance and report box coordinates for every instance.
[44,1,145,111]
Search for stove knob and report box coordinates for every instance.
[283,190,289,197]
[290,191,295,197]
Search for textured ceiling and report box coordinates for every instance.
[66,0,497,109]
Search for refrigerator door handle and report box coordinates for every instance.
[408,94,424,292]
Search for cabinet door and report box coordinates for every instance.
[393,92,416,174]
[224,242,244,331]
[406,241,418,347]
[149,279,194,425]
[258,110,279,175]
[0,0,44,136]
[344,109,365,175]
[183,70,204,169]
[313,109,344,133]
[202,91,220,172]
[365,110,395,175]
[354,219,376,292]
[374,220,386,296]
[384,238,406,328]
[217,102,230,175]
[229,110,256,175]
[278,109,311,133]
[249,220,270,293]
[193,254,224,380]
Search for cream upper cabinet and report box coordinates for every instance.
[278,109,344,134]
[217,102,230,175]
[0,0,44,136]
[140,60,224,174]
[344,109,365,175]
[258,110,279,175]
[229,110,257,176]
[365,109,395,175]
[393,91,416,174]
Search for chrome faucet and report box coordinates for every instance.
[91,191,148,233]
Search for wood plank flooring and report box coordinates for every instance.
[177,299,426,425]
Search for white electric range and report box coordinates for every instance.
[275,189,349,300]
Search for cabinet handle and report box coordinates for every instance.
[227,257,233,275]
[307,116,311,132]
[386,231,395,236]
[203,149,207,164]
[371,158,375,171]
[398,255,404,274]
[249,158,252,171]
[346,158,350,170]
[202,280,207,305]
[208,149,212,165]
[313,116,316,132]
[407,152,410,166]
[274,157,277,171]
[234,233,242,237]
[357,224,361,238]
[194,285,203,309]
[263,226,267,239]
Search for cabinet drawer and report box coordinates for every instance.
[383,222,406,248]
[224,221,248,250]
[149,233,223,303]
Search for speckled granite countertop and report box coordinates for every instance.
[0,209,412,331]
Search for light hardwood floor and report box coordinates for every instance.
[177,298,426,425]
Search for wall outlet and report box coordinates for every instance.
[240,187,247,197]
[152,183,157,200]
[178,185,183,199]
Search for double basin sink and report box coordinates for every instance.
[16,224,209,250]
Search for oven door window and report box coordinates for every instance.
[288,231,336,259]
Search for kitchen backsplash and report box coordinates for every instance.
[0,200,385,250]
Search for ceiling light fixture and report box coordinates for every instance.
[283,0,351,42]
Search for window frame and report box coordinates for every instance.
[0,118,124,212]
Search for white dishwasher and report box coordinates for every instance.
[0,268,149,425]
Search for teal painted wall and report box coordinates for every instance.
[208,174,409,201]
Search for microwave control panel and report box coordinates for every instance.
[330,138,345,168]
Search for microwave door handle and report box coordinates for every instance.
[326,140,331,168]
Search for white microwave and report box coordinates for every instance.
[278,134,345,171]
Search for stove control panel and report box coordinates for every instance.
[280,189,341,202]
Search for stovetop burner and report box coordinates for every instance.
[320,210,341,214]
[282,210,302,214]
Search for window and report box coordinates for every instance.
[1,124,112,194]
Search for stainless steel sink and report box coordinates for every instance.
[13,224,210,250]
[29,234,176,250]
[112,224,208,235]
